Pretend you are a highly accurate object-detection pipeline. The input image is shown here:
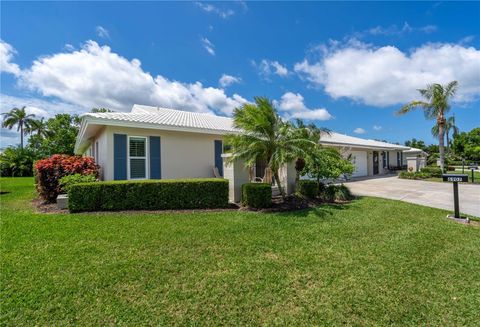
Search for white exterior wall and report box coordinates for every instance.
[91,126,223,181]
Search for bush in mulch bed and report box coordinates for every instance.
[242,183,272,209]
[296,180,318,199]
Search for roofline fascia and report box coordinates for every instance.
[320,140,409,151]
[84,116,240,136]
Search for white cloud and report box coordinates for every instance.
[201,37,215,55]
[96,26,110,39]
[219,74,241,88]
[373,125,382,131]
[354,128,366,134]
[195,2,234,19]
[253,59,289,80]
[295,41,480,106]
[362,22,437,37]
[15,40,247,115]
[1,94,86,147]
[1,93,84,118]
[276,92,333,121]
[64,44,75,51]
[0,40,21,76]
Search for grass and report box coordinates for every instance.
[1,177,480,325]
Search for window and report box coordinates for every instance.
[382,151,387,168]
[129,136,147,179]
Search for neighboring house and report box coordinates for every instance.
[403,147,428,172]
[319,133,409,178]
[75,104,425,200]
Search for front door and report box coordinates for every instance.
[373,151,379,175]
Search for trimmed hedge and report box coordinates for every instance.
[242,183,271,209]
[297,180,318,198]
[68,178,229,212]
[420,166,442,177]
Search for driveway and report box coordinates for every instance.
[344,176,480,217]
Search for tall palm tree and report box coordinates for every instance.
[431,115,459,153]
[25,117,51,138]
[2,106,36,149]
[397,81,458,171]
[225,97,318,199]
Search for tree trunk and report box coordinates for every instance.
[20,123,24,149]
[273,170,286,199]
[438,118,446,172]
[446,132,450,154]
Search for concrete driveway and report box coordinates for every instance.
[344,176,480,217]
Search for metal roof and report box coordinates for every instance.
[75,104,409,153]
[320,132,409,150]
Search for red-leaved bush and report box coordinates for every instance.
[35,155,99,203]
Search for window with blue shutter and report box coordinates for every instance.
[114,134,127,180]
[149,136,161,179]
[214,140,223,177]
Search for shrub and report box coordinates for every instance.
[323,185,337,202]
[318,182,326,198]
[420,166,442,177]
[334,184,354,201]
[297,180,318,198]
[35,155,99,203]
[399,171,431,180]
[399,171,415,179]
[59,174,97,193]
[241,183,271,209]
[447,166,456,171]
[69,178,229,212]
[0,146,36,177]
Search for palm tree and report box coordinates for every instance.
[2,106,36,149]
[397,81,458,171]
[25,117,51,138]
[225,97,318,199]
[431,115,459,153]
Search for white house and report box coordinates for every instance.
[75,104,423,201]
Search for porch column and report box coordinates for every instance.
[278,161,297,195]
[222,154,250,203]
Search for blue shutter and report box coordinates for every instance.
[387,152,390,168]
[214,140,223,177]
[149,136,161,179]
[114,134,127,180]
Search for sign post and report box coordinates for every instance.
[442,174,468,219]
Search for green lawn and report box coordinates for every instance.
[1,177,479,325]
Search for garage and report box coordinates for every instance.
[348,150,368,177]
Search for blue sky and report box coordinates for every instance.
[1,1,479,147]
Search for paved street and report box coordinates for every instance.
[345,176,480,217]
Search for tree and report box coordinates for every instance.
[451,128,480,161]
[25,117,51,138]
[404,138,427,151]
[303,147,354,183]
[0,146,36,177]
[91,108,113,113]
[225,97,318,199]
[397,81,458,171]
[431,115,459,153]
[28,114,80,157]
[2,106,36,149]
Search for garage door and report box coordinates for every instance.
[349,151,368,177]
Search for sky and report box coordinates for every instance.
[1,1,479,148]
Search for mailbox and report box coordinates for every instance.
[442,174,468,182]
[442,174,468,219]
